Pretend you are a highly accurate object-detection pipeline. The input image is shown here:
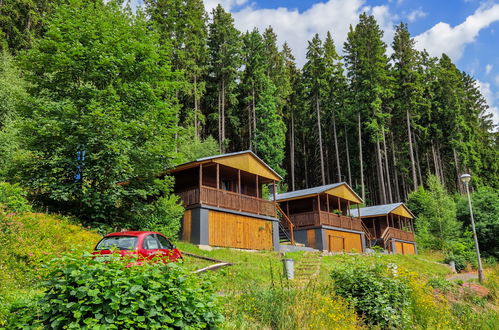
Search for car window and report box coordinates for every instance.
[143,235,160,250]
[96,236,137,250]
[156,234,173,250]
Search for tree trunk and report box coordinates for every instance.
[358,113,365,201]
[345,126,352,187]
[407,109,418,190]
[333,111,341,182]
[376,140,386,204]
[252,82,256,143]
[432,141,439,179]
[194,75,199,139]
[390,131,401,202]
[382,129,392,203]
[415,141,423,188]
[303,133,309,188]
[316,93,325,185]
[290,110,295,191]
[221,79,226,152]
[218,85,222,152]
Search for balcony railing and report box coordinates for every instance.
[177,186,276,217]
[286,211,363,232]
[383,227,415,242]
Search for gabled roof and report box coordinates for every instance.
[169,150,282,181]
[350,202,415,219]
[276,182,363,204]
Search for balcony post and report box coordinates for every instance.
[256,175,259,214]
[398,215,401,230]
[199,164,203,203]
[216,163,220,207]
[238,169,241,211]
[272,180,277,217]
[326,194,330,212]
[386,215,389,229]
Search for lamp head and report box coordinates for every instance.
[460,173,471,184]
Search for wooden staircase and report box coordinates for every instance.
[277,204,295,245]
[361,221,374,248]
[293,252,322,283]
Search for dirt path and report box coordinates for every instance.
[446,272,478,282]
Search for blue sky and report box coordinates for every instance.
[137,0,499,126]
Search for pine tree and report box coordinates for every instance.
[344,13,392,203]
[207,5,242,152]
[252,76,286,177]
[303,34,326,186]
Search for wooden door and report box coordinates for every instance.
[394,241,404,254]
[402,242,415,255]
[329,235,345,252]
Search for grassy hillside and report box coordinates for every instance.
[0,208,101,324]
[1,213,497,329]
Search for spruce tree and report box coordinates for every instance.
[207,5,242,152]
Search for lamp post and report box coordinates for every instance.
[460,173,484,282]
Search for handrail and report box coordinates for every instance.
[381,227,392,252]
[361,221,374,247]
[276,204,295,245]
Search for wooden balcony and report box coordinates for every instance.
[177,186,276,218]
[287,211,363,232]
[383,227,415,242]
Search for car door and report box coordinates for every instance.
[155,234,182,262]
[142,234,163,261]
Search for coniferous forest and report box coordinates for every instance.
[0,0,497,225]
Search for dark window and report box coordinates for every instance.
[156,235,173,250]
[143,235,160,250]
[221,180,232,191]
[96,236,138,251]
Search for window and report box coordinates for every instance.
[156,235,174,250]
[143,235,160,250]
[221,180,232,191]
[95,236,138,251]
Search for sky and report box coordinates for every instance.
[135,0,499,127]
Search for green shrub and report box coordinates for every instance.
[330,259,411,328]
[140,194,184,240]
[426,277,455,293]
[9,254,223,329]
[0,182,31,212]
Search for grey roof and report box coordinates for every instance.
[176,150,283,180]
[276,182,362,202]
[350,202,414,218]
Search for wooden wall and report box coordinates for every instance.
[394,241,416,255]
[325,229,362,253]
[208,210,273,250]
[182,210,192,242]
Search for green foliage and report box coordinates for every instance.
[9,254,223,328]
[253,76,286,177]
[139,194,185,240]
[0,182,31,212]
[17,0,179,224]
[457,186,499,259]
[176,127,220,164]
[407,175,462,251]
[330,258,411,328]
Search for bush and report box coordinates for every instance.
[140,194,184,240]
[8,254,224,329]
[0,182,31,212]
[330,259,411,328]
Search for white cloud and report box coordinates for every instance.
[414,3,499,61]
[495,74,499,86]
[407,8,427,22]
[485,64,493,75]
[477,80,499,130]
[220,0,395,66]
[204,0,248,12]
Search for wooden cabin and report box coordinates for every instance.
[276,183,366,253]
[351,203,417,255]
[169,151,282,250]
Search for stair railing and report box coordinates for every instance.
[381,227,392,252]
[360,221,374,248]
[276,204,295,245]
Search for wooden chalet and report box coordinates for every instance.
[276,183,367,253]
[169,151,282,250]
[351,203,417,255]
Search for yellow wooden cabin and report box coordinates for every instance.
[276,183,367,253]
[169,150,282,250]
[351,203,417,254]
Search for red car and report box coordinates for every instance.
[92,231,182,264]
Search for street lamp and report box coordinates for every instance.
[460,173,485,282]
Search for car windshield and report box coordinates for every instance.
[96,236,138,251]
